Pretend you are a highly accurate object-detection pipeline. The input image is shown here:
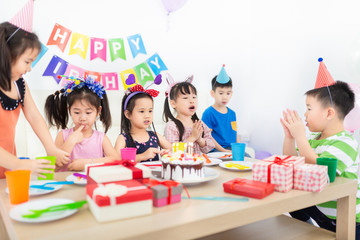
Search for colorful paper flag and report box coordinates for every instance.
[102,73,119,90]
[108,38,126,61]
[146,53,167,76]
[120,69,138,90]
[134,62,154,86]
[69,32,89,59]
[127,34,147,58]
[64,64,85,79]
[31,42,48,68]
[47,24,72,52]
[85,71,102,82]
[90,37,107,61]
[43,55,68,83]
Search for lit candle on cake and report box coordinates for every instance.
[172,143,176,153]
[189,142,193,156]
[184,143,187,159]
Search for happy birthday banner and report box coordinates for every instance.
[33,23,168,90]
[41,52,167,90]
[46,23,147,61]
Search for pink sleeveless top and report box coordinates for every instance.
[57,128,104,172]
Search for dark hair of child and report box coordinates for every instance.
[211,75,233,91]
[163,81,201,141]
[305,81,355,119]
[121,92,160,148]
[45,87,112,132]
[0,22,41,91]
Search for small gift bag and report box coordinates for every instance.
[252,155,305,193]
[143,179,183,207]
[223,178,274,199]
[86,180,153,222]
[293,164,328,192]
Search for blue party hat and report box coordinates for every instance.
[216,64,230,84]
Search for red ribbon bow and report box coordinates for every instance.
[88,159,143,179]
[130,84,159,98]
[264,156,292,184]
[143,179,190,203]
[230,179,247,191]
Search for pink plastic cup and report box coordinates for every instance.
[120,148,137,161]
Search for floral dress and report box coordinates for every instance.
[121,131,159,162]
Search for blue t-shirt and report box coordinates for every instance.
[121,131,159,162]
[201,106,237,149]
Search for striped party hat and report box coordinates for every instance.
[315,58,335,89]
[9,0,34,33]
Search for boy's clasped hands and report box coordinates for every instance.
[280,109,306,140]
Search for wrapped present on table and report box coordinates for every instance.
[252,155,305,193]
[86,180,153,222]
[143,179,184,207]
[294,164,328,192]
[223,178,275,199]
[86,160,151,184]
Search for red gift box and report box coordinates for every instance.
[87,180,153,206]
[223,178,275,199]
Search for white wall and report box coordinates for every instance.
[1,0,360,157]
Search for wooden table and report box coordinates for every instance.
[0,158,357,240]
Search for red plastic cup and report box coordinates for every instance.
[5,170,31,204]
[120,148,137,161]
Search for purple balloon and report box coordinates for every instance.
[154,74,162,85]
[125,74,136,85]
[161,0,188,14]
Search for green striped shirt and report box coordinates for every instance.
[308,131,360,222]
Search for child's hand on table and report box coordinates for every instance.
[140,148,160,162]
[68,158,88,171]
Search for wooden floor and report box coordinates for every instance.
[197,215,336,240]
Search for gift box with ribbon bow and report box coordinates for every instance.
[293,164,328,192]
[86,160,151,183]
[252,155,305,192]
[223,178,275,199]
[143,179,184,207]
[86,180,153,222]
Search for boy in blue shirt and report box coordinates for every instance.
[202,65,240,152]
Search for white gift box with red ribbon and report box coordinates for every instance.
[252,155,305,193]
[86,180,153,222]
[293,164,328,192]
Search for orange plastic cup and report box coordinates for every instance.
[5,170,31,204]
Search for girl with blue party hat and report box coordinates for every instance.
[45,76,119,171]
[115,74,172,162]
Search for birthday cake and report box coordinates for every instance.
[161,143,205,181]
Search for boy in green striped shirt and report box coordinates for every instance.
[280,81,360,236]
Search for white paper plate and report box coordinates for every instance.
[219,161,253,172]
[152,167,220,185]
[66,172,87,185]
[204,158,223,166]
[139,161,162,170]
[9,198,78,223]
[207,152,232,160]
[6,180,63,196]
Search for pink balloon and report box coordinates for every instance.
[344,83,360,132]
[162,0,188,14]
[348,82,360,94]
